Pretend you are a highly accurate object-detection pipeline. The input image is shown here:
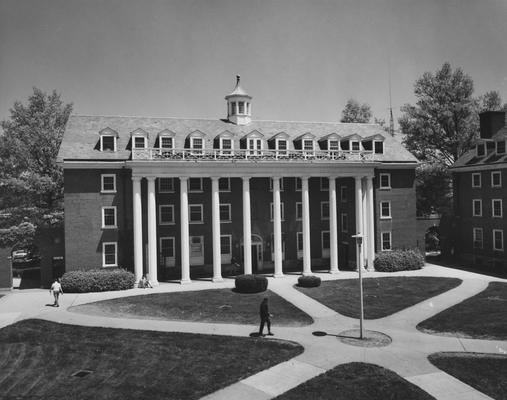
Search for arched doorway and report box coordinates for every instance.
[241,234,263,273]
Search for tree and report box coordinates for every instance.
[340,99,372,123]
[415,163,452,216]
[478,90,507,112]
[0,88,72,247]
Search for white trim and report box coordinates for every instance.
[188,177,203,192]
[379,201,391,219]
[493,229,504,251]
[328,139,340,152]
[472,199,482,217]
[491,171,502,188]
[101,174,116,193]
[100,135,117,152]
[295,178,302,191]
[270,202,285,221]
[219,137,233,156]
[276,138,288,157]
[220,234,232,264]
[341,213,348,233]
[471,173,481,188]
[473,227,483,249]
[101,206,117,229]
[159,204,175,225]
[133,136,147,149]
[219,177,231,192]
[381,231,392,251]
[158,177,175,193]
[159,236,176,267]
[320,201,329,220]
[379,173,391,189]
[189,204,204,224]
[102,242,118,267]
[190,136,204,155]
[492,199,503,218]
[269,178,284,191]
[219,203,232,223]
[340,185,347,202]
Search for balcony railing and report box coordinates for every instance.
[132,148,375,162]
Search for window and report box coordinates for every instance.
[246,103,250,114]
[160,136,173,149]
[374,141,384,154]
[320,178,329,191]
[297,232,304,258]
[321,201,329,220]
[189,178,203,192]
[477,143,485,157]
[328,140,339,152]
[219,178,230,192]
[296,202,302,220]
[295,178,302,191]
[276,139,288,156]
[230,102,236,115]
[102,242,117,267]
[220,235,232,255]
[493,229,504,251]
[340,186,347,202]
[133,136,146,149]
[497,140,506,155]
[190,236,204,262]
[351,141,361,151]
[247,138,262,155]
[191,137,204,154]
[381,232,392,251]
[220,204,231,222]
[472,199,482,217]
[238,102,245,114]
[473,228,483,249]
[159,205,175,225]
[472,173,481,188]
[492,171,502,188]
[270,202,285,221]
[492,199,503,218]
[158,178,174,193]
[101,136,116,151]
[269,178,284,191]
[159,237,175,267]
[321,231,330,256]
[379,173,391,189]
[189,204,203,223]
[380,201,391,219]
[102,207,117,228]
[303,139,314,152]
[101,174,116,193]
[341,213,348,232]
[220,138,233,155]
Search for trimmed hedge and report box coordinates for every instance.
[61,268,135,293]
[235,274,268,293]
[374,249,425,272]
[298,275,321,287]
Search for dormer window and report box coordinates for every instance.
[374,141,384,154]
[276,139,288,156]
[191,137,203,155]
[133,137,146,149]
[220,137,233,155]
[101,136,116,151]
[497,140,506,155]
[328,140,339,151]
[248,138,262,156]
[160,137,173,149]
[351,140,361,151]
[477,143,486,157]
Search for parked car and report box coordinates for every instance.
[11,249,40,267]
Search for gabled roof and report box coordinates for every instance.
[341,133,362,141]
[294,132,316,141]
[319,133,341,142]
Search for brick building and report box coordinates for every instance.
[58,77,419,284]
[450,111,507,269]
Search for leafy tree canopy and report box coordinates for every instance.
[340,99,372,123]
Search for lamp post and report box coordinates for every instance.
[352,233,364,340]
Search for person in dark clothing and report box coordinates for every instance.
[259,297,273,336]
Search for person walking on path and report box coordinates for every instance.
[50,278,63,307]
[259,297,273,336]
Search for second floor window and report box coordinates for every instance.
[159,205,175,224]
[189,204,203,223]
[380,173,391,189]
[101,174,116,193]
[473,228,483,249]
[189,178,203,192]
[220,204,231,222]
[473,199,482,217]
[380,201,391,219]
[492,199,503,218]
[102,207,117,228]
[493,229,504,251]
[321,201,329,220]
[492,171,502,188]
[158,178,174,193]
[472,173,481,188]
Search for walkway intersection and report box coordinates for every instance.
[0,263,506,400]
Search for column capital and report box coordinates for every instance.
[242,176,250,182]
[211,176,220,182]
[180,176,189,182]
[146,176,156,182]
[354,175,363,182]
[132,176,143,182]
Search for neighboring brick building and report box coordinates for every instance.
[450,111,507,270]
[58,76,419,284]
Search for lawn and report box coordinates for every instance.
[429,352,507,400]
[418,281,507,340]
[274,362,435,399]
[71,288,314,326]
[295,277,462,319]
[0,319,303,400]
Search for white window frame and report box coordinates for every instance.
[303,139,315,155]
[220,203,232,223]
[189,235,204,265]
[276,139,288,157]
[100,135,117,152]
[102,206,117,229]
[380,201,391,219]
[190,137,204,155]
[472,199,482,217]
[341,213,348,233]
[189,204,204,224]
[328,139,340,152]
[101,174,116,193]
[340,186,347,202]
[102,242,118,267]
[320,177,329,191]
[492,199,503,218]
[321,230,330,258]
[189,178,203,192]
[159,204,175,225]
[270,202,285,221]
[296,202,302,221]
[219,177,231,192]
[473,228,483,249]
[496,140,506,155]
[220,234,232,264]
[269,178,284,192]
[297,232,304,259]
[133,136,147,149]
[158,177,175,193]
[219,137,233,156]
[477,143,485,157]
[295,178,302,191]
[351,140,361,152]
[247,137,263,156]
[491,171,502,188]
[472,173,481,188]
[321,201,330,220]
[159,135,174,150]
[379,173,391,189]
[381,232,392,251]
[159,236,175,267]
[493,229,504,252]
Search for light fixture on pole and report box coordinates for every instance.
[352,233,364,340]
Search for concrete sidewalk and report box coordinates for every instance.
[0,264,505,400]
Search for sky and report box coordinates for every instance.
[1,0,506,127]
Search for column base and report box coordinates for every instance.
[273,273,284,278]
[302,272,313,276]
[212,277,224,283]
[367,268,375,272]
[329,268,340,274]
[180,278,192,285]
[151,280,159,287]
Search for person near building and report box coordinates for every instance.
[259,297,273,336]
[50,278,63,307]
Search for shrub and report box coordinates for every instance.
[61,268,135,293]
[235,274,268,293]
[374,249,425,272]
[297,275,321,287]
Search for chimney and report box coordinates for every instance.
[479,111,506,139]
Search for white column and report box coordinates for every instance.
[146,177,159,285]
[302,177,312,275]
[366,176,375,271]
[355,176,364,270]
[362,178,368,269]
[211,177,223,282]
[273,177,283,277]
[242,177,252,275]
[329,176,339,273]
[132,176,143,283]
[180,177,191,284]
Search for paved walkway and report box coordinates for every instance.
[0,263,506,400]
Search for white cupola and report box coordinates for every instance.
[225,75,252,125]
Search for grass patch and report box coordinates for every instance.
[418,282,507,339]
[71,288,313,326]
[296,277,461,319]
[429,352,507,399]
[0,319,303,400]
[274,362,435,399]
